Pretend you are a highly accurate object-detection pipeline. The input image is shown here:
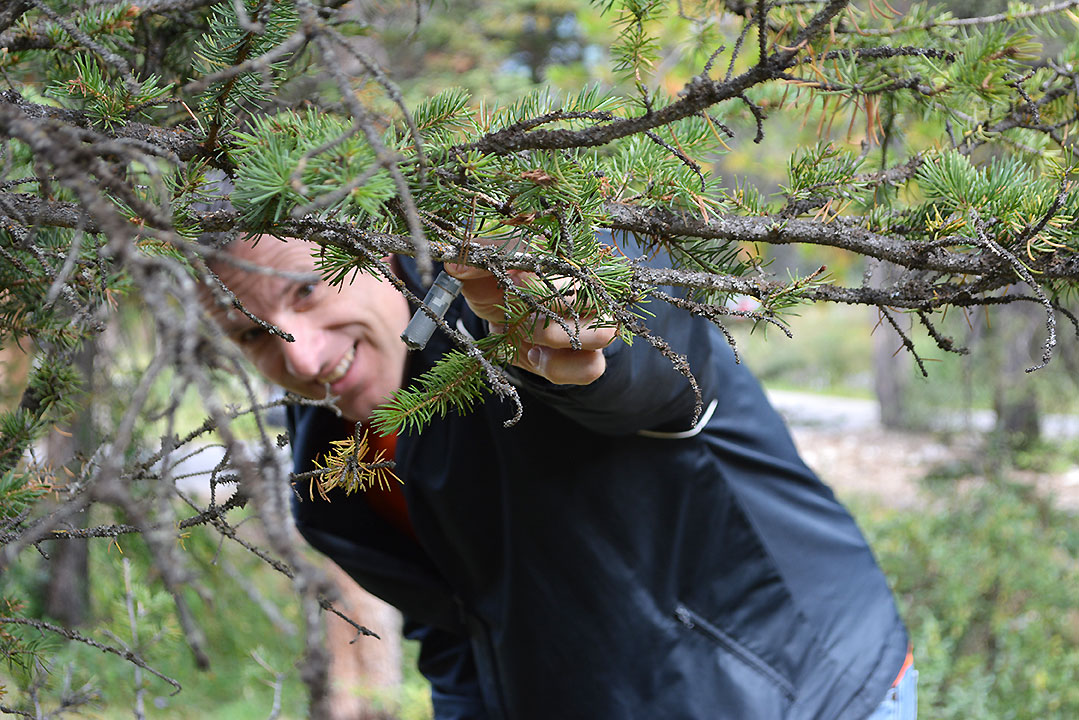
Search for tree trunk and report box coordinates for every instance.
[990,300,1043,450]
[870,261,913,429]
[42,504,90,626]
[43,343,95,626]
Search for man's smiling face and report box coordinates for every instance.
[209,237,411,422]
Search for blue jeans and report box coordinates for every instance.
[865,666,918,720]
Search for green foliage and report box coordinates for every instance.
[866,481,1079,719]
[0,468,50,523]
[726,177,768,216]
[23,359,81,417]
[16,2,140,59]
[408,87,474,143]
[607,117,727,210]
[0,518,310,719]
[0,596,53,684]
[231,109,397,225]
[0,357,83,477]
[484,83,623,131]
[192,0,301,131]
[783,142,868,205]
[0,227,113,349]
[603,0,668,106]
[915,150,1079,257]
[917,151,1032,219]
[946,26,1041,112]
[663,234,752,302]
[45,54,172,129]
[371,350,492,435]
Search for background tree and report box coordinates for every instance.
[2,0,1079,717]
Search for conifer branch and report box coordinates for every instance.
[916,310,969,356]
[26,0,137,89]
[180,26,311,97]
[969,211,1057,372]
[0,91,205,161]
[460,0,852,157]
[853,0,1079,34]
[307,23,434,282]
[5,189,1076,309]
[0,616,182,693]
[0,491,247,545]
[0,1,30,35]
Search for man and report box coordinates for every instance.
[207,231,916,720]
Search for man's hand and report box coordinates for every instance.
[443,261,616,385]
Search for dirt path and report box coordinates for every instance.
[789,426,964,509]
[767,390,1079,512]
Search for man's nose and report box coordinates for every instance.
[280,324,326,381]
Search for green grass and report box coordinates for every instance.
[1,513,307,718]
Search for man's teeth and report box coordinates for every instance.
[321,345,355,384]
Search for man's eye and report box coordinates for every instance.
[237,327,266,345]
[296,283,316,300]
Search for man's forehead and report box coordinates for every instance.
[228,235,317,268]
[212,238,319,288]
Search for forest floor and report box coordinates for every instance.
[769,390,1079,513]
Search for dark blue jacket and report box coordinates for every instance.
[288,258,908,720]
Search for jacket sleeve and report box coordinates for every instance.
[504,290,726,437]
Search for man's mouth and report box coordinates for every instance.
[320,343,356,386]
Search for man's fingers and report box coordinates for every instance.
[492,318,615,351]
[451,272,507,320]
[445,266,540,322]
[526,314,616,350]
[448,269,614,352]
[444,257,613,384]
[520,345,607,386]
[443,262,492,280]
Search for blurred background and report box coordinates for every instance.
[3,0,1079,718]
